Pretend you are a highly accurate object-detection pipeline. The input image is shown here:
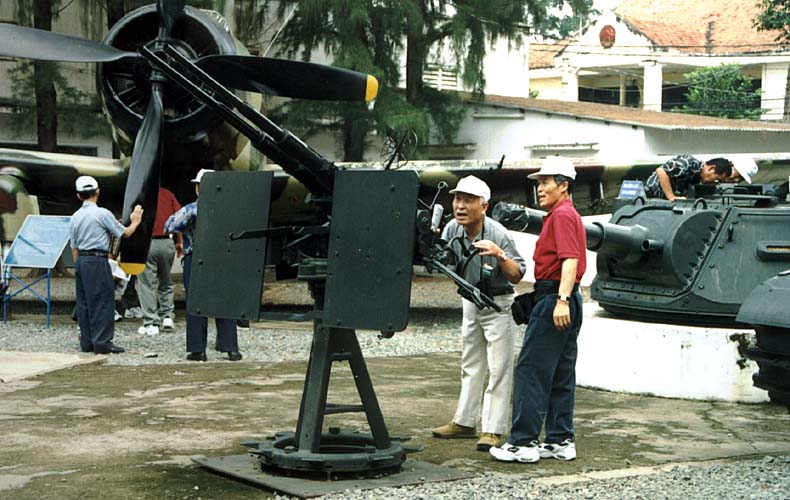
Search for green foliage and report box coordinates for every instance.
[10,0,112,147]
[265,0,592,161]
[8,61,109,139]
[681,64,762,120]
[754,0,790,42]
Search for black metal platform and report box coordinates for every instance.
[192,454,474,498]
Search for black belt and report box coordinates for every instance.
[152,235,171,239]
[489,286,515,296]
[78,250,108,257]
[533,280,579,303]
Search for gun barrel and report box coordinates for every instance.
[490,202,546,234]
[491,202,660,256]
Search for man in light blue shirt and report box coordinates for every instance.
[69,175,143,354]
[165,169,241,362]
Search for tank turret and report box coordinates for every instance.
[492,182,790,325]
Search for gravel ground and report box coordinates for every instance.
[0,309,466,365]
[0,273,523,366]
[312,456,790,500]
[2,273,788,499]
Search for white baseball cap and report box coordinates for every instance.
[75,175,98,192]
[731,156,758,184]
[527,156,577,180]
[449,175,491,201]
[190,168,215,183]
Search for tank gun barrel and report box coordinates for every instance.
[491,202,660,256]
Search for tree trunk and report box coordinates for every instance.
[106,0,125,27]
[342,106,367,162]
[34,0,58,152]
[108,0,125,158]
[784,65,790,121]
[405,1,427,103]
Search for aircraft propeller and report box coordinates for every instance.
[0,0,379,274]
[115,0,183,274]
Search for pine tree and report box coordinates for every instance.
[264,0,592,161]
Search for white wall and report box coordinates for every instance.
[482,37,530,98]
[510,213,609,286]
[576,305,769,403]
[761,62,789,121]
[454,106,648,162]
[644,128,790,157]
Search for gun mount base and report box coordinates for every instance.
[250,430,411,474]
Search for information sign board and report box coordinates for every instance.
[3,215,71,269]
[618,180,645,199]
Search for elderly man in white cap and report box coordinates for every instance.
[491,156,586,464]
[69,175,143,354]
[431,175,526,452]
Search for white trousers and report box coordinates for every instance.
[453,294,516,435]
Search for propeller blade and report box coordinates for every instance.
[197,55,379,102]
[119,85,164,275]
[0,23,137,63]
[157,0,186,39]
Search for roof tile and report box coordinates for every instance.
[615,0,787,54]
[475,93,790,131]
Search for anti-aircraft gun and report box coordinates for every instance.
[493,181,790,406]
[128,41,497,487]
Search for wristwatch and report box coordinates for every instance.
[558,294,569,302]
[498,252,508,262]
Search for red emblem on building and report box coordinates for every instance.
[599,25,616,49]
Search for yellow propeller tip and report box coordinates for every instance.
[119,262,146,276]
[365,75,379,102]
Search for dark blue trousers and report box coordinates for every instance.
[509,292,582,445]
[74,256,115,352]
[182,253,238,353]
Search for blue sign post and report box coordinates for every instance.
[2,215,71,328]
[618,180,645,199]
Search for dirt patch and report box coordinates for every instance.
[0,353,788,499]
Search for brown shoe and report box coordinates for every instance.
[431,421,477,439]
[476,432,502,451]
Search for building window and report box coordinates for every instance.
[424,64,460,91]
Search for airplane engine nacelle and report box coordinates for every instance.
[97,5,240,150]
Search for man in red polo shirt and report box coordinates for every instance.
[491,156,586,464]
[135,187,183,336]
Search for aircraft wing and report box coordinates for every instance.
[0,148,127,218]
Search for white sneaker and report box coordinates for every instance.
[114,310,122,322]
[124,307,143,319]
[137,324,159,336]
[538,439,576,461]
[162,318,175,331]
[489,441,540,463]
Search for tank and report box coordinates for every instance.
[737,271,790,407]
[492,181,790,325]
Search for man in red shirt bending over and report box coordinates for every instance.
[490,156,586,464]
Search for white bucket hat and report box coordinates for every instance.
[75,175,99,192]
[527,156,577,180]
[191,168,215,183]
[449,175,491,201]
[730,156,758,184]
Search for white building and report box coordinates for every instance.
[452,94,790,164]
[529,0,790,121]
